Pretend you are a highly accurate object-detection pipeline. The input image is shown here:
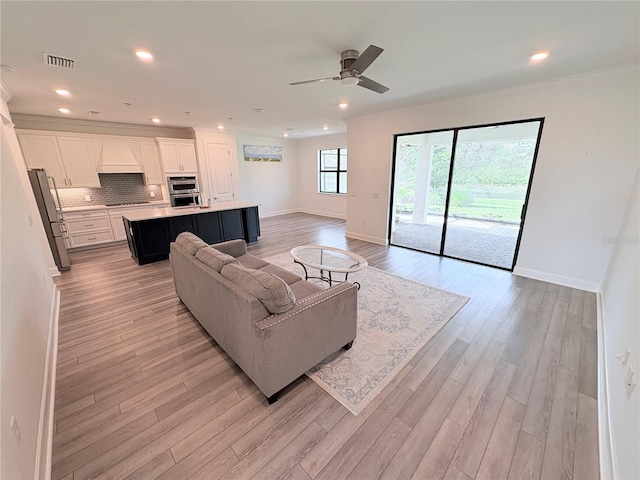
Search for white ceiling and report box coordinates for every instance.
[2,1,638,139]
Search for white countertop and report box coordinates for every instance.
[122,202,260,222]
[62,201,169,213]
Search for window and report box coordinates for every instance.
[318,148,347,194]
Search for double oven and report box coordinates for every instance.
[167,176,201,208]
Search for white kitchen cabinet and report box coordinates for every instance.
[17,130,101,188]
[63,209,114,248]
[55,136,101,187]
[138,140,164,184]
[156,138,198,174]
[18,133,68,187]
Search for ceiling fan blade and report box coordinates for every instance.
[349,45,383,74]
[358,75,389,94]
[289,77,339,86]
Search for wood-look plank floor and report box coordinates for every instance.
[52,213,600,480]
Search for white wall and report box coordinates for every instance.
[600,169,639,480]
[1,98,59,479]
[345,67,639,290]
[235,135,298,217]
[297,133,347,219]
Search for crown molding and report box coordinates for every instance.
[10,114,195,139]
[346,64,639,125]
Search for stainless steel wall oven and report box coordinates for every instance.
[167,176,201,207]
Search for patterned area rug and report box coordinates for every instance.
[265,252,469,415]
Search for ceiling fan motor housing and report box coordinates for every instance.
[340,50,360,85]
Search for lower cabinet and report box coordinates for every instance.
[196,213,223,244]
[219,210,244,241]
[125,218,171,265]
[125,207,260,265]
[63,209,114,248]
[169,215,197,241]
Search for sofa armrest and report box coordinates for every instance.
[252,282,358,397]
[254,282,357,331]
[211,239,247,258]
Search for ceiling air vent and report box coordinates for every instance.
[43,53,75,69]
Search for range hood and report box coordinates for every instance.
[94,140,143,173]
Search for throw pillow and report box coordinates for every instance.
[175,232,208,255]
[196,246,238,273]
[221,263,296,314]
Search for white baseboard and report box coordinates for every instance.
[34,285,60,480]
[596,293,616,480]
[259,208,299,218]
[298,209,346,220]
[48,266,60,277]
[345,230,389,246]
[512,267,600,292]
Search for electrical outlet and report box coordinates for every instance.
[625,364,636,395]
[150,191,155,198]
[84,194,91,202]
[10,415,21,443]
[616,347,630,366]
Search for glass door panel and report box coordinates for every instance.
[442,121,541,268]
[390,130,454,254]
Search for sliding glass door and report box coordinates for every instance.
[389,119,543,270]
[390,130,454,254]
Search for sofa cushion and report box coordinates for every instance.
[175,232,208,255]
[221,263,296,314]
[236,254,269,270]
[195,246,239,273]
[290,279,324,300]
[258,264,302,286]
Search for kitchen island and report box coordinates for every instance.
[122,202,260,265]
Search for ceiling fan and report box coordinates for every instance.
[290,45,389,94]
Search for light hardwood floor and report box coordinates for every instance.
[52,213,599,480]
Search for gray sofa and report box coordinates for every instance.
[169,232,358,402]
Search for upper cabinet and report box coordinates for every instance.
[16,130,169,187]
[156,138,198,174]
[18,133,68,187]
[56,137,101,187]
[138,140,164,185]
[18,131,100,188]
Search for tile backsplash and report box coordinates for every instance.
[57,173,164,208]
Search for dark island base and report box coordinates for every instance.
[125,206,260,265]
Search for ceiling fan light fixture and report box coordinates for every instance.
[341,76,359,87]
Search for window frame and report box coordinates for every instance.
[318,148,348,194]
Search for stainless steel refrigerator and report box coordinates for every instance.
[28,168,71,271]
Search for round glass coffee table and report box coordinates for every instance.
[290,245,368,289]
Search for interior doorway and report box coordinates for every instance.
[203,142,235,205]
[389,118,544,270]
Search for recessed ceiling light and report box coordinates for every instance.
[529,51,550,62]
[338,102,348,109]
[55,89,70,96]
[135,50,153,60]
[58,108,70,114]
[283,132,289,137]
[151,118,161,124]
[217,125,225,130]
[322,125,329,131]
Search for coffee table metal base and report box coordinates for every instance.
[293,260,361,290]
